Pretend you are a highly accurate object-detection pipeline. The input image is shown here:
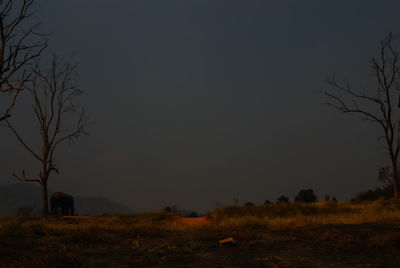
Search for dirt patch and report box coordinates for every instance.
[3,213,400,267]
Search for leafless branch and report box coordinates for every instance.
[13,170,40,183]
[0,0,48,121]
[323,33,400,198]
[7,54,90,184]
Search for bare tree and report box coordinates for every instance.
[0,0,47,122]
[324,33,400,199]
[378,166,393,189]
[4,55,90,218]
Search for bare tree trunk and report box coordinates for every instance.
[396,121,400,200]
[41,183,48,218]
[392,161,399,200]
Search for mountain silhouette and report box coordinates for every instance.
[0,183,133,216]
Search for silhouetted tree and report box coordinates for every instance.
[244,202,254,206]
[277,195,289,203]
[5,55,90,218]
[188,211,198,217]
[0,0,47,122]
[295,189,317,203]
[378,166,394,188]
[164,206,172,212]
[351,167,398,202]
[324,33,400,199]
[264,200,271,205]
[164,205,178,213]
[352,186,392,202]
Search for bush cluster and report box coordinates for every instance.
[295,189,317,203]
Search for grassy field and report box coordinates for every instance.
[1,200,400,267]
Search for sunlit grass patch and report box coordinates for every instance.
[206,200,400,230]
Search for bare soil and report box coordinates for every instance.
[1,216,400,267]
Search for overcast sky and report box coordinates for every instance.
[1,0,400,212]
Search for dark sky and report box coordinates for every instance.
[1,0,400,212]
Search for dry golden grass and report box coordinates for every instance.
[207,199,400,230]
[2,200,400,236]
[1,200,400,267]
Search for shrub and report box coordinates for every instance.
[187,211,198,217]
[164,206,172,212]
[353,186,392,202]
[277,195,289,203]
[295,189,317,203]
[164,206,178,213]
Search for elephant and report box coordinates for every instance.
[50,192,74,216]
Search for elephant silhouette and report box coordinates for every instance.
[50,192,74,216]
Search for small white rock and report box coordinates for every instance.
[219,237,236,246]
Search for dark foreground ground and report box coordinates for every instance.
[1,203,400,267]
